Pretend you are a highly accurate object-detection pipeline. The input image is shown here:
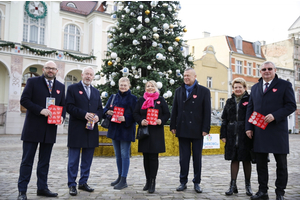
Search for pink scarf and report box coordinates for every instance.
[141,92,159,109]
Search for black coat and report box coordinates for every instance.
[133,96,170,153]
[20,75,66,143]
[220,92,252,161]
[66,81,103,148]
[103,90,137,142]
[246,75,296,154]
[170,83,211,139]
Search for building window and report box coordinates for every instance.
[66,2,76,8]
[298,68,300,81]
[253,41,261,57]
[65,74,78,91]
[207,77,212,88]
[236,60,242,74]
[256,64,260,77]
[220,98,225,109]
[64,24,80,51]
[21,72,40,113]
[234,36,243,53]
[247,63,252,75]
[23,11,45,44]
[0,12,2,39]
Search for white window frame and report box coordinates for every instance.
[298,68,300,81]
[207,77,212,88]
[23,11,45,45]
[220,98,225,109]
[256,64,260,77]
[64,24,81,52]
[247,63,252,75]
[236,60,243,74]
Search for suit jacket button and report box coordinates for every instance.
[189,121,192,123]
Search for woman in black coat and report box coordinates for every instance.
[220,77,253,196]
[133,80,170,193]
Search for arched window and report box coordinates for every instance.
[64,24,80,51]
[65,74,78,91]
[66,2,76,8]
[23,11,45,44]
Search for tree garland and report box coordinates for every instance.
[25,1,47,20]
[0,42,15,48]
[22,44,56,55]
[64,51,97,61]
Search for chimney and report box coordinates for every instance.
[202,31,210,38]
[260,40,266,46]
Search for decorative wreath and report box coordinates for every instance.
[24,1,47,20]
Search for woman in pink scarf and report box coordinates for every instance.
[133,80,170,194]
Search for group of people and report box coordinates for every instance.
[17,60,295,200]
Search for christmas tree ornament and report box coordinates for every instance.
[168,6,172,11]
[145,18,150,23]
[173,41,178,46]
[162,56,166,60]
[183,28,187,32]
[108,61,113,66]
[162,3,168,7]
[118,2,123,6]
[168,70,172,74]
[101,91,108,98]
[150,1,157,7]
[152,42,157,47]
[145,10,150,15]
[181,41,186,46]
[163,93,169,98]
[111,72,117,77]
[176,69,180,73]
[156,82,163,89]
[173,13,178,18]
[176,4,182,10]
[169,79,175,85]
[122,67,129,74]
[156,53,163,60]
[188,56,194,62]
[167,90,172,97]
[116,57,121,62]
[158,43,163,48]
[147,65,152,70]
[111,52,117,59]
[135,75,139,79]
[175,37,180,42]
[111,14,117,20]
[125,8,130,13]
[153,27,158,32]
[142,36,147,40]
[100,72,104,77]
[153,33,159,39]
[110,81,115,86]
[163,23,169,30]
[161,14,165,19]
[180,47,185,52]
[130,12,135,16]
[143,79,147,84]
[113,62,117,66]
[176,72,181,77]
[169,24,174,29]
[133,70,138,75]
[168,46,173,52]
[137,24,143,30]
[139,4,144,9]
[137,86,140,90]
[132,39,138,45]
[130,28,135,33]
[131,66,136,70]
[158,72,163,77]
[108,33,113,38]
[109,43,114,48]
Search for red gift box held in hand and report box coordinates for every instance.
[146,108,159,125]
[248,111,268,130]
[47,105,63,124]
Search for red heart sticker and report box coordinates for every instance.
[56,90,60,94]
[79,91,83,94]
[157,101,161,104]
[273,88,277,92]
[193,95,197,98]
[243,102,248,106]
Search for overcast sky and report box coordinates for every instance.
[178,0,300,44]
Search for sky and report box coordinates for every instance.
[178,0,300,44]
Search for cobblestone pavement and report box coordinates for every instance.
[0,134,300,200]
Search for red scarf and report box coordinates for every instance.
[141,92,159,109]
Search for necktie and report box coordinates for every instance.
[48,80,52,93]
[85,86,90,99]
[264,82,269,93]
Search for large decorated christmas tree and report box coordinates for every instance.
[96,1,194,106]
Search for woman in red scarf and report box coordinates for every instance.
[133,80,170,193]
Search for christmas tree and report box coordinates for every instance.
[96,1,194,106]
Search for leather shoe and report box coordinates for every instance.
[251,191,269,200]
[18,192,27,200]
[194,183,202,193]
[69,186,77,196]
[176,183,187,191]
[78,183,94,192]
[37,188,58,197]
[276,195,284,200]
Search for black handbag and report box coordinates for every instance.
[100,94,116,129]
[136,126,149,140]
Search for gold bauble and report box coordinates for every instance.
[175,37,180,42]
[169,24,174,29]
[145,10,150,15]
[183,28,187,32]
[108,61,113,66]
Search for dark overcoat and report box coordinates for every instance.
[66,81,103,148]
[245,75,296,154]
[133,96,170,153]
[220,92,252,161]
[103,90,137,142]
[21,75,66,143]
[170,83,211,139]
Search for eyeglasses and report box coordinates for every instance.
[44,67,57,71]
[261,68,273,72]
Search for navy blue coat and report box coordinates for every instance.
[66,81,103,148]
[170,83,211,139]
[245,75,296,154]
[20,75,66,143]
[103,90,137,142]
[133,96,170,153]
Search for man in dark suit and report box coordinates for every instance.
[18,61,66,200]
[246,61,296,200]
[66,66,102,196]
[170,68,211,193]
